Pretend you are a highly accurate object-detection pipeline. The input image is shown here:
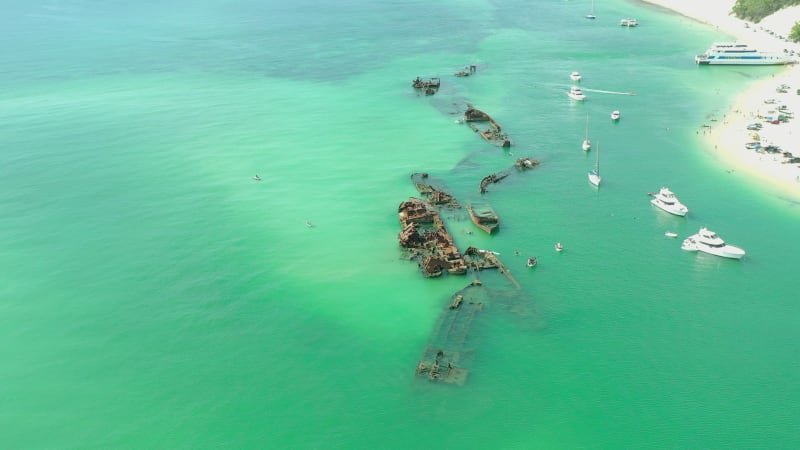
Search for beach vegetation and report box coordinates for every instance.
[791,21,800,42]
[732,0,800,22]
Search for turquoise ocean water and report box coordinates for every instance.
[2,0,800,448]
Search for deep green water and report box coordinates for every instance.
[2,0,800,448]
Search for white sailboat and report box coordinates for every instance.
[586,0,596,19]
[588,142,601,186]
[582,113,591,151]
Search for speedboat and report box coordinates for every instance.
[527,256,538,267]
[253,175,262,181]
[568,86,586,101]
[611,110,621,120]
[681,227,745,259]
[650,187,688,216]
[555,242,564,252]
[620,18,638,27]
[570,71,582,81]
[665,231,678,238]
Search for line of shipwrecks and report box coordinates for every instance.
[404,67,542,385]
[411,74,514,148]
[400,168,539,384]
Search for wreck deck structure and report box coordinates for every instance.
[410,173,460,208]
[464,106,512,147]
[398,198,467,277]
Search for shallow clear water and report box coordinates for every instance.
[2,0,799,448]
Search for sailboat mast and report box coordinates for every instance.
[596,142,600,173]
[585,113,589,140]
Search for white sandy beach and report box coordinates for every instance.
[641,0,800,199]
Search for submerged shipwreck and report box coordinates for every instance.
[415,281,486,385]
[464,106,512,147]
[412,76,440,95]
[467,202,500,234]
[398,198,467,277]
[410,172,460,208]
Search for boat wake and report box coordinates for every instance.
[581,88,636,96]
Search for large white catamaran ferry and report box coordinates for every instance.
[695,42,794,65]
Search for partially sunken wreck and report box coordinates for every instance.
[398,198,467,277]
[464,106,512,147]
[412,76,440,95]
[415,281,487,385]
[467,202,500,234]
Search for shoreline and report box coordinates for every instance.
[640,0,800,200]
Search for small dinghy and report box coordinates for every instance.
[665,231,678,238]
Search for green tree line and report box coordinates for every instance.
[732,0,800,22]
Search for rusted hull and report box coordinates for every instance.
[468,204,499,234]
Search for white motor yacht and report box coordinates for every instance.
[620,18,638,27]
[568,86,586,100]
[570,71,582,81]
[650,187,688,216]
[611,110,621,120]
[681,227,745,259]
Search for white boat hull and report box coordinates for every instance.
[568,93,586,101]
[588,171,601,186]
[651,198,688,216]
[685,242,745,259]
[696,55,794,65]
[682,236,745,259]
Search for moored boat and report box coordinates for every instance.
[695,42,794,65]
[570,71,582,81]
[582,112,591,151]
[527,256,538,267]
[588,142,601,187]
[681,227,745,259]
[611,110,620,120]
[650,187,688,216]
[467,202,500,234]
[619,18,638,27]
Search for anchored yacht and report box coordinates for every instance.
[650,187,688,216]
[681,227,745,259]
